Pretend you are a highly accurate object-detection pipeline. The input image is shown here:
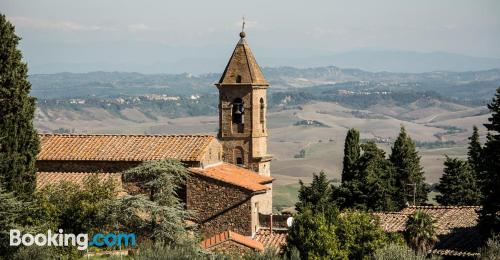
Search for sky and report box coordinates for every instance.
[1,0,500,74]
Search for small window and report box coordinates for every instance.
[236,157,243,166]
[236,75,242,83]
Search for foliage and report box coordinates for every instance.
[0,14,40,198]
[284,208,348,260]
[404,211,437,254]
[342,128,360,183]
[336,210,389,259]
[133,241,210,260]
[11,246,59,260]
[103,160,192,244]
[479,235,500,259]
[0,187,25,259]
[33,174,117,234]
[356,142,398,211]
[480,87,500,236]
[334,139,399,211]
[122,159,188,205]
[435,157,482,205]
[372,243,427,260]
[467,125,483,176]
[296,171,332,214]
[285,206,390,260]
[390,126,428,208]
[241,247,285,260]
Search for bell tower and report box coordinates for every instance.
[216,30,272,177]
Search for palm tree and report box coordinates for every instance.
[404,211,437,254]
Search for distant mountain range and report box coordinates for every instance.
[25,45,500,74]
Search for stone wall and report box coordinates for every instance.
[186,174,253,237]
[37,160,200,173]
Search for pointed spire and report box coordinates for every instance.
[218,30,268,86]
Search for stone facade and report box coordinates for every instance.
[186,174,254,237]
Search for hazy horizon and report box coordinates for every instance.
[2,0,500,74]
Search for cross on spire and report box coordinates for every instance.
[242,16,246,32]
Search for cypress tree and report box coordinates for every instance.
[480,87,500,236]
[342,128,360,182]
[467,125,483,175]
[0,14,39,198]
[357,141,398,211]
[435,156,482,206]
[296,171,332,214]
[390,126,428,208]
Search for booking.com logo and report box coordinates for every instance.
[10,229,136,250]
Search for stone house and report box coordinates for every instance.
[36,31,276,240]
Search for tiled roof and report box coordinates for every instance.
[38,134,216,162]
[374,206,482,257]
[254,228,288,252]
[200,230,264,251]
[218,34,268,86]
[189,163,273,192]
[36,172,122,190]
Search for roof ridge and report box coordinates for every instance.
[408,205,481,209]
[39,133,215,137]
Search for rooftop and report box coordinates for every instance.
[200,230,264,252]
[375,205,482,257]
[254,228,288,252]
[189,163,273,192]
[217,32,268,86]
[38,134,217,162]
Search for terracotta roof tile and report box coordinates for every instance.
[36,172,122,190]
[189,163,273,192]
[254,228,288,252]
[38,134,216,162]
[200,230,264,251]
[374,206,482,256]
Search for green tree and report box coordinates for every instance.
[0,14,40,198]
[336,210,389,259]
[373,243,427,260]
[296,171,332,214]
[104,160,192,244]
[333,141,398,211]
[284,209,348,260]
[342,129,360,183]
[33,174,117,234]
[357,142,398,211]
[0,187,25,259]
[404,211,437,254]
[390,126,428,208]
[435,157,481,205]
[480,87,500,236]
[467,125,483,175]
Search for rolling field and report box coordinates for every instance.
[35,100,489,210]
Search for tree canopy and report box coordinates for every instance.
[435,156,481,206]
[0,14,40,198]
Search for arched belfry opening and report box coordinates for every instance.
[234,147,244,167]
[232,98,244,133]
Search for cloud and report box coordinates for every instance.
[128,23,151,32]
[8,16,115,32]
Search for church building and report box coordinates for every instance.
[35,30,280,246]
